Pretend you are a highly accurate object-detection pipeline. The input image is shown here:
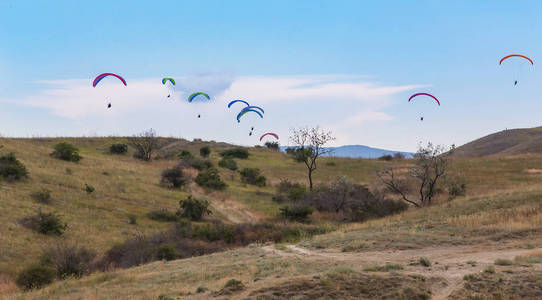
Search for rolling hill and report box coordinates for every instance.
[453,126,542,157]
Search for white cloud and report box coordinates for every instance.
[5,74,422,148]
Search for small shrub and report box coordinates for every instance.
[279,205,313,222]
[178,150,193,159]
[161,166,188,188]
[128,214,137,225]
[364,263,404,272]
[50,142,82,162]
[196,286,208,293]
[147,209,178,222]
[218,157,237,171]
[378,154,393,161]
[199,146,211,158]
[494,258,513,266]
[158,295,174,300]
[448,175,467,200]
[326,161,336,166]
[264,142,279,150]
[419,257,431,267]
[20,209,67,235]
[0,153,28,181]
[393,153,405,159]
[483,266,495,274]
[65,168,72,175]
[178,196,212,221]
[220,147,249,159]
[31,189,52,204]
[239,168,266,187]
[156,244,179,261]
[179,156,213,171]
[85,184,95,194]
[272,179,306,203]
[285,147,312,163]
[224,279,243,288]
[16,264,55,290]
[109,143,128,154]
[40,242,96,279]
[195,168,227,190]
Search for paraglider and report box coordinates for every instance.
[242,105,264,114]
[188,92,210,102]
[92,73,127,87]
[499,54,534,86]
[227,99,250,108]
[162,78,175,98]
[409,93,440,121]
[236,109,263,123]
[259,133,279,141]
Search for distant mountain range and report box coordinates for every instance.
[280,145,413,159]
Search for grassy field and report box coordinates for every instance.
[2,137,542,298]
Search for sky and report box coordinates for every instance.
[1,0,542,151]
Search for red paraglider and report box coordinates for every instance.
[260,133,279,141]
[408,93,440,106]
[92,73,127,87]
[499,54,533,65]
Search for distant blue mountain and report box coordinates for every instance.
[280,145,413,159]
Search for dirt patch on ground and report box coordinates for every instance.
[448,270,542,299]
[246,271,435,300]
[524,168,542,174]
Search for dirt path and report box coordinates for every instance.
[188,182,259,224]
[261,243,537,299]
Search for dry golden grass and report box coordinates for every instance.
[3,138,542,298]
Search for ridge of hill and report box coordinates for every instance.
[453,126,542,157]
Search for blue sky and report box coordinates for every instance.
[1,1,542,151]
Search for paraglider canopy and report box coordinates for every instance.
[93,73,127,87]
[162,78,176,85]
[237,109,263,122]
[499,54,534,65]
[228,99,250,108]
[408,93,440,106]
[188,92,210,102]
[260,133,279,141]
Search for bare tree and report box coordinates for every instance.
[377,143,453,207]
[289,126,335,191]
[127,129,161,161]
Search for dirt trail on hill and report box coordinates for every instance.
[188,181,259,224]
[259,242,539,300]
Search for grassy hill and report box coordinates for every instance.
[453,126,542,157]
[1,137,542,299]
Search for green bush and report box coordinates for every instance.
[279,205,313,222]
[50,142,82,162]
[0,153,28,181]
[85,183,95,194]
[195,168,227,190]
[179,156,213,171]
[239,168,266,187]
[272,179,306,203]
[378,154,393,161]
[494,258,513,266]
[128,214,137,225]
[199,146,211,158]
[219,147,249,159]
[156,244,179,261]
[218,157,237,171]
[178,150,193,159]
[109,143,128,154]
[16,264,55,290]
[40,243,96,279]
[20,209,67,235]
[285,147,312,163]
[31,189,52,204]
[419,257,431,267]
[161,166,188,188]
[178,196,212,221]
[448,175,467,200]
[147,209,179,222]
[264,142,279,150]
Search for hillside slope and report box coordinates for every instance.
[453,126,542,157]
